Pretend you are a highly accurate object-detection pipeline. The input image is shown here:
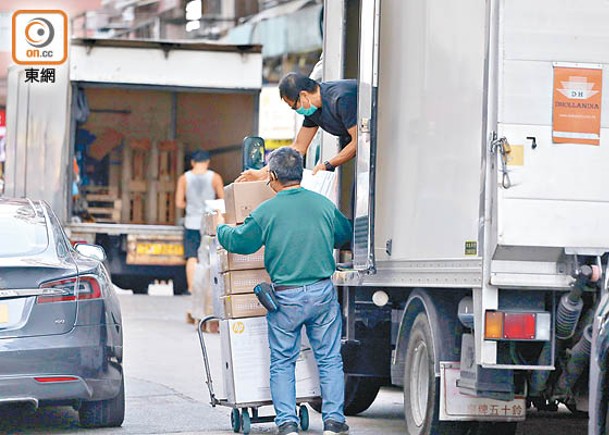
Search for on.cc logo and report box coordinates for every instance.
[12,10,67,65]
[25,17,55,49]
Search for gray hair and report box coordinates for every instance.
[268,147,303,185]
[278,72,319,102]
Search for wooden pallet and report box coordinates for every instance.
[121,139,149,224]
[83,185,118,197]
[157,140,184,225]
[121,139,184,225]
[84,186,122,223]
[88,206,122,223]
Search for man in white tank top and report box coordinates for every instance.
[175,150,224,295]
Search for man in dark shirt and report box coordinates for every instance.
[237,73,357,182]
[218,147,352,435]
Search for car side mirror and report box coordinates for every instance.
[242,136,265,171]
[74,243,107,262]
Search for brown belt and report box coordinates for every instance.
[273,278,330,292]
[274,284,301,291]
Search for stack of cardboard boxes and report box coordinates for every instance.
[218,248,269,318]
[205,180,321,404]
[206,180,275,320]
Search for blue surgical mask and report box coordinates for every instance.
[296,102,318,117]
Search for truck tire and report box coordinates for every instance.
[308,375,382,416]
[344,375,382,415]
[404,312,467,435]
[79,376,125,428]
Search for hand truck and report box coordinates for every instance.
[197,316,312,434]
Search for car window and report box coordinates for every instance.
[0,203,49,257]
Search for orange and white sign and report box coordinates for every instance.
[552,63,603,145]
[12,10,68,65]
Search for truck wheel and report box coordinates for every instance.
[79,376,125,428]
[308,375,382,416]
[404,312,467,435]
[344,375,382,415]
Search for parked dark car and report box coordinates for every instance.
[0,198,124,428]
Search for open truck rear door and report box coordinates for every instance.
[4,64,71,222]
[353,0,381,272]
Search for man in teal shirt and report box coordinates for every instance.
[217,147,351,435]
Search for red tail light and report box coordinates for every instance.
[485,310,550,341]
[38,275,102,303]
[34,376,79,383]
[503,312,536,340]
[74,276,103,300]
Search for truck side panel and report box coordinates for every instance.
[495,0,609,254]
[4,65,71,222]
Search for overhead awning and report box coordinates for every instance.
[224,0,322,58]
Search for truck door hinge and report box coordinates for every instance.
[490,136,511,189]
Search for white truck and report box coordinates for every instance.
[320,1,609,433]
[4,38,262,293]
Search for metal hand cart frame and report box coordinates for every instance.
[197,316,314,434]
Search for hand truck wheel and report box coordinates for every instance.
[231,408,241,433]
[241,408,251,434]
[299,404,310,431]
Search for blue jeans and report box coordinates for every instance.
[266,278,345,426]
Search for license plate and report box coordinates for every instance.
[136,242,184,257]
[0,304,8,324]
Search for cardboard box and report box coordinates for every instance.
[209,237,226,318]
[201,212,226,236]
[224,181,275,224]
[220,317,321,404]
[223,269,271,295]
[223,293,267,318]
[218,247,265,272]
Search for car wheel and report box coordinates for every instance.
[404,312,468,435]
[79,376,125,428]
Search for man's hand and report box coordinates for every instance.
[236,168,266,183]
[312,162,327,175]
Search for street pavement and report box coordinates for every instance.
[0,293,588,434]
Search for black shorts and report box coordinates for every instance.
[183,228,201,259]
